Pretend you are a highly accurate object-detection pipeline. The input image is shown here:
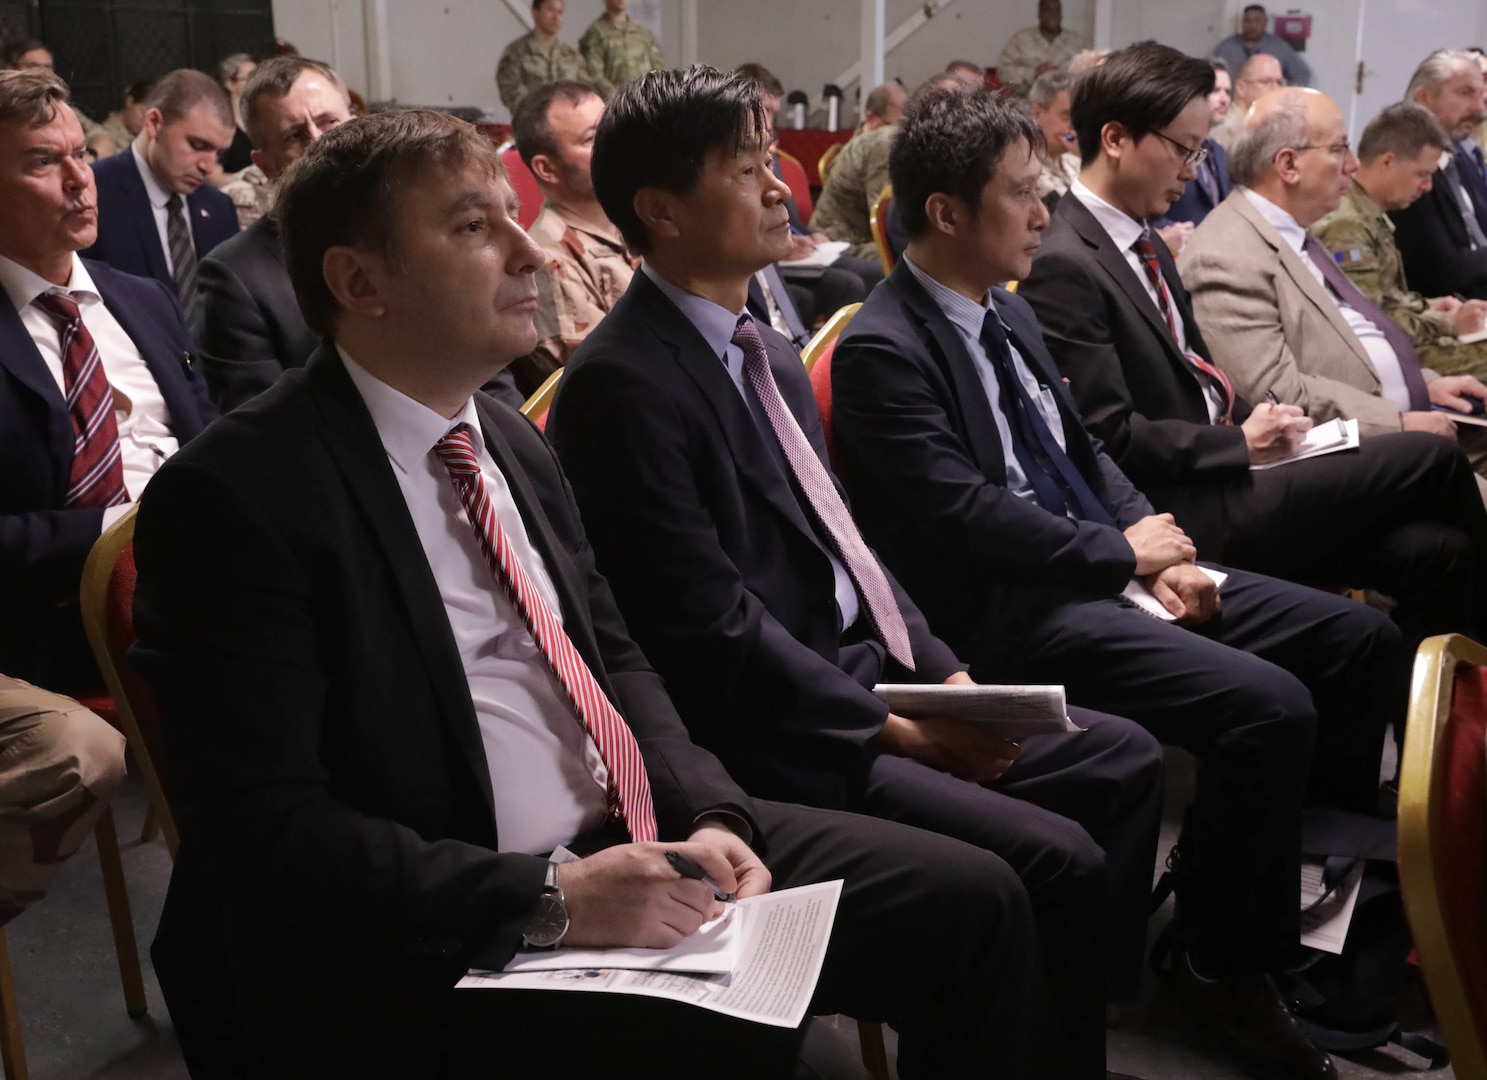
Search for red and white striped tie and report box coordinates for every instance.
[434,425,657,843]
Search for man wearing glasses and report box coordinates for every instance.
[1211,52,1283,150]
[1021,42,1487,706]
[1181,84,1487,477]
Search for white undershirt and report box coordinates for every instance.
[339,348,610,856]
[131,142,182,274]
[0,252,177,528]
[1241,187,1413,411]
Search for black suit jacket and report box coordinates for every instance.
[194,214,321,411]
[1389,169,1487,300]
[0,259,215,686]
[831,263,1151,652]
[1019,194,1253,548]
[547,271,961,808]
[1157,139,1229,228]
[130,345,758,1074]
[81,151,238,293]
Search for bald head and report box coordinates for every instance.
[1230,87,1356,226]
[863,82,907,129]
[1234,53,1283,109]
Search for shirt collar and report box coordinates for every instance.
[1240,186,1308,255]
[545,201,630,253]
[902,253,994,340]
[131,141,174,210]
[639,261,749,360]
[337,345,484,475]
[1069,177,1147,254]
[0,252,100,314]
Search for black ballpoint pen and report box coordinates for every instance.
[664,850,736,903]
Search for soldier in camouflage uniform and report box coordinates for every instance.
[809,124,895,260]
[578,0,663,100]
[995,0,1091,96]
[496,0,589,114]
[1312,102,1487,378]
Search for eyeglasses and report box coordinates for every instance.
[1150,130,1210,168]
[1292,141,1353,158]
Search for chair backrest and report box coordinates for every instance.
[80,505,180,858]
[808,338,844,474]
[1400,633,1487,1079]
[818,141,844,185]
[869,184,895,274]
[802,302,861,373]
[521,367,563,430]
[500,146,544,230]
[776,149,814,223]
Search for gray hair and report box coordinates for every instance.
[1227,90,1310,186]
[1404,49,1478,100]
[1028,70,1072,108]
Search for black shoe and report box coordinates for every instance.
[1176,952,1337,1080]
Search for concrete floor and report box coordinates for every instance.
[0,747,1456,1080]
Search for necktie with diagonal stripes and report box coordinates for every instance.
[435,425,658,843]
[32,293,129,509]
[165,193,200,321]
[1132,231,1236,423]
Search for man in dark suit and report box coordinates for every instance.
[547,66,1164,1080]
[1154,57,1232,230]
[1019,41,1487,653]
[832,81,1404,1080]
[80,68,238,321]
[193,57,350,411]
[1391,50,1487,300]
[0,69,216,690]
[131,106,1049,1080]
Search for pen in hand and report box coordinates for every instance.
[664,850,737,903]
[1264,390,1279,406]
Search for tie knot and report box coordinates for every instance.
[434,424,480,475]
[731,313,765,350]
[33,291,81,325]
[980,308,1010,345]
[166,193,183,213]
[1132,233,1159,260]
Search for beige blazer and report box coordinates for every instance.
[1178,190,1436,437]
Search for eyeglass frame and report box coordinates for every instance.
[1290,141,1354,158]
[1148,129,1210,168]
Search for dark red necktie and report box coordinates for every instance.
[32,293,129,509]
[1132,233,1236,423]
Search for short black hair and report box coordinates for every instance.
[592,64,767,254]
[511,79,599,169]
[2,37,47,67]
[1070,40,1214,164]
[1243,4,1266,14]
[889,83,1041,240]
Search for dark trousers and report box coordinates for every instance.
[967,566,1400,977]
[782,255,886,327]
[856,709,1164,1079]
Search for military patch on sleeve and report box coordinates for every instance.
[1333,249,1364,264]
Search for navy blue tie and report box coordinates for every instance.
[979,311,1114,526]
[1454,142,1487,237]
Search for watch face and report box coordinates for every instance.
[522,892,570,948]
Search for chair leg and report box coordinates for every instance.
[139,805,160,845]
[856,1019,890,1080]
[93,808,147,1017]
[0,929,27,1080]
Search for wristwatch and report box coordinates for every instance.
[521,860,569,948]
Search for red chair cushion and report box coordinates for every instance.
[778,152,813,223]
[500,147,544,230]
[1443,664,1487,1029]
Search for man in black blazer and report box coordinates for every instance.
[832,81,1404,1080]
[194,57,350,411]
[131,106,1049,1080]
[0,70,216,690]
[548,66,1164,1080]
[80,68,238,320]
[1019,42,1487,652]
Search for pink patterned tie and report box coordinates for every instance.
[732,315,915,670]
[435,425,658,843]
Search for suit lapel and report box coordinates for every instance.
[0,289,71,474]
[306,349,497,820]
[89,262,201,430]
[117,157,171,282]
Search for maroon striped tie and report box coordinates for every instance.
[1132,233,1236,424]
[435,425,657,843]
[33,293,129,509]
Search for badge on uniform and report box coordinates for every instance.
[1333,249,1362,264]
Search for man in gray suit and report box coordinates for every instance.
[1180,88,1487,476]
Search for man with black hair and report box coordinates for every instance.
[1213,4,1311,89]
[831,79,1403,1080]
[1018,40,1487,654]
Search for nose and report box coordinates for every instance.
[764,166,790,204]
[1342,148,1359,176]
[505,219,547,277]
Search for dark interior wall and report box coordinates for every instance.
[19,0,274,122]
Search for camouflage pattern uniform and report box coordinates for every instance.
[1312,180,1487,378]
[1035,144,1080,207]
[577,15,663,99]
[495,32,589,113]
[995,26,1092,96]
[808,125,895,261]
[221,163,274,231]
[525,200,640,376]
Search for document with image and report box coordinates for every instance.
[872,683,1078,739]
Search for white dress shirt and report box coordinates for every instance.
[902,254,1070,510]
[0,252,177,527]
[1069,179,1223,422]
[1240,187,1414,411]
[339,349,610,856]
[131,142,184,274]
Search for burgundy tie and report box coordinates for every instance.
[1301,234,1430,411]
[32,293,129,509]
[435,425,658,843]
[732,315,916,670]
[1131,233,1236,423]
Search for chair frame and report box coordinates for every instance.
[520,368,564,423]
[869,183,895,275]
[775,148,814,222]
[817,141,844,185]
[801,303,862,373]
[1400,632,1487,1080]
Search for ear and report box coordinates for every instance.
[923,192,959,237]
[1272,146,1302,185]
[529,151,561,187]
[322,245,388,321]
[633,186,680,244]
[141,107,164,138]
[1099,120,1127,163]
